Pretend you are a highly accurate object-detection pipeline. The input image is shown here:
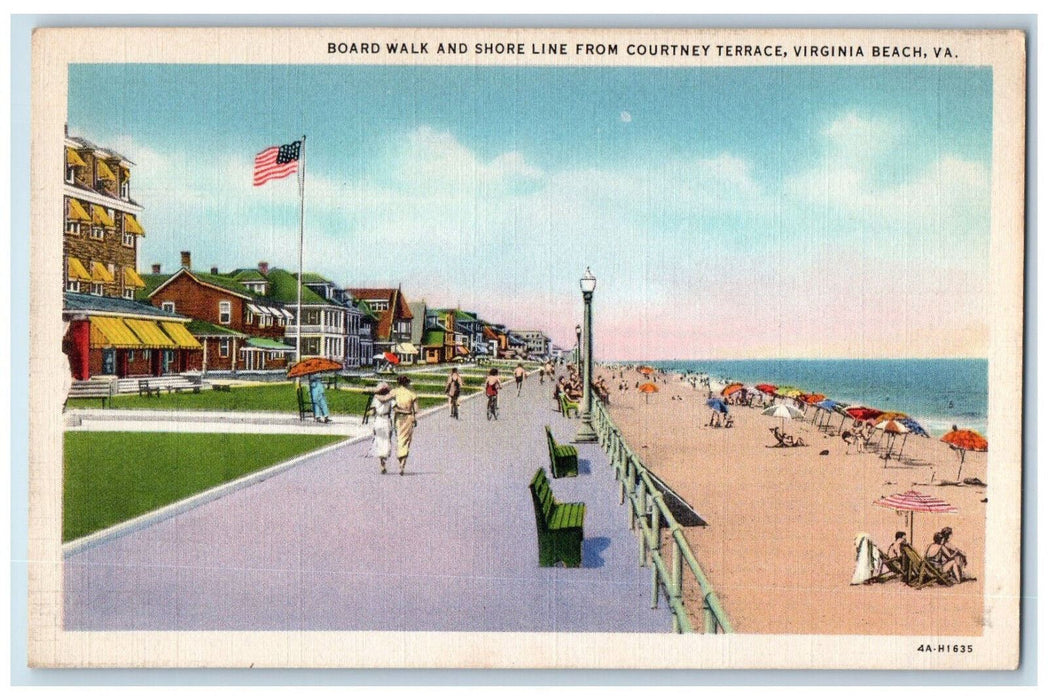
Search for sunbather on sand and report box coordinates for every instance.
[925,532,964,582]
[939,527,969,581]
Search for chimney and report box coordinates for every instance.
[180,251,191,269]
[151,263,161,274]
[211,266,219,275]
[258,261,269,275]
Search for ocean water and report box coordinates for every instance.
[646,358,987,438]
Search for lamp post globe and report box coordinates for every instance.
[574,267,598,443]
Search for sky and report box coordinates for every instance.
[68,64,992,360]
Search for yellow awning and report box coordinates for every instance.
[91,204,115,228]
[67,257,92,281]
[90,317,143,349]
[123,266,145,288]
[90,261,114,283]
[67,198,91,222]
[96,159,117,181]
[123,213,145,235]
[124,319,178,348]
[160,322,203,349]
[66,147,87,168]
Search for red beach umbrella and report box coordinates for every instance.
[874,490,958,543]
[755,384,777,394]
[941,428,988,481]
[845,406,883,422]
[383,351,401,365]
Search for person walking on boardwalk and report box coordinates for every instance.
[543,360,553,384]
[485,367,501,420]
[369,382,395,473]
[445,368,462,419]
[309,374,332,423]
[392,375,419,475]
[514,363,526,396]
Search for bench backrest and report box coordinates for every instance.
[528,468,556,530]
[544,425,558,465]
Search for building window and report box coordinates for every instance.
[90,283,103,296]
[65,165,76,184]
[65,220,80,235]
[120,178,130,200]
[161,301,175,313]
[218,338,230,358]
[91,226,104,240]
[370,300,389,311]
[142,350,152,361]
[218,301,232,325]
[123,231,135,247]
[123,288,135,300]
[245,311,254,325]
[66,279,80,293]
[128,350,135,362]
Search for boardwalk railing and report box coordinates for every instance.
[591,400,732,634]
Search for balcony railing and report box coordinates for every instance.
[285,324,344,335]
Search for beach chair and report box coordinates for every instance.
[900,544,954,589]
[296,384,314,422]
[865,550,907,584]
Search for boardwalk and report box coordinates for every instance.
[64,377,671,632]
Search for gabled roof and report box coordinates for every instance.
[230,269,267,283]
[347,287,413,341]
[147,268,256,301]
[135,273,170,301]
[63,292,185,320]
[299,272,334,285]
[355,299,380,320]
[264,268,332,306]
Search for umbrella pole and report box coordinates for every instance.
[909,511,914,545]
[956,449,966,482]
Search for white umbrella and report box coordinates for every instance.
[762,403,804,420]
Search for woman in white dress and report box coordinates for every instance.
[370,382,395,473]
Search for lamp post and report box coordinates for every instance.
[574,267,598,443]
[574,324,582,373]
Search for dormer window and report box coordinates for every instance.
[65,165,76,184]
[120,177,130,199]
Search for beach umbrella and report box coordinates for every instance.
[755,383,777,394]
[874,419,911,462]
[287,356,342,378]
[801,393,826,405]
[638,382,659,403]
[706,398,729,413]
[899,417,929,438]
[776,386,803,398]
[878,411,909,421]
[721,382,745,397]
[845,406,883,422]
[383,351,401,365]
[637,366,655,375]
[874,490,958,544]
[762,402,804,429]
[814,399,842,430]
[941,428,988,481]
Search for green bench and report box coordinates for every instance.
[528,468,586,568]
[545,425,579,478]
[558,392,579,417]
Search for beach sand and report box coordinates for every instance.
[599,368,987,636]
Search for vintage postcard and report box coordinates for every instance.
[27,26,1025,669]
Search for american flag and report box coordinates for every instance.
[253,140,301,186]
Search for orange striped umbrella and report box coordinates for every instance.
[287,356,342,378]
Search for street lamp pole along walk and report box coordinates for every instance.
[575,267,598,443]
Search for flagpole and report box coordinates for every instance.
[296,135,307,364]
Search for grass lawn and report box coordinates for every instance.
[63,431,343,541]
[67,383,444,413]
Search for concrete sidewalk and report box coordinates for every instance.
[64,378,671,632]
[65,408,370,436]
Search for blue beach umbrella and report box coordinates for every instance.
[706,398,729,413]
[899,417,929,437]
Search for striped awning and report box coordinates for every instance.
[160,322,203,349]
[123,213,145,235]
[90,261,114,283]
[67,198,91,222]
[89,317,143,348]
[124,319,177,348]
[246,303,263,314]
[123,267,145,288]
[65,147,87,168]
[91,204,115,228]
[67,257,92,281]
[394,343,419,355]
[96,159,117,181]
[280,308,294,320]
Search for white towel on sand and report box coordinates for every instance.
[851,533,882,585]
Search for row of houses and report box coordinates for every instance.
[60,130,554,380]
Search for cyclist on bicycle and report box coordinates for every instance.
[484,368,501,420]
